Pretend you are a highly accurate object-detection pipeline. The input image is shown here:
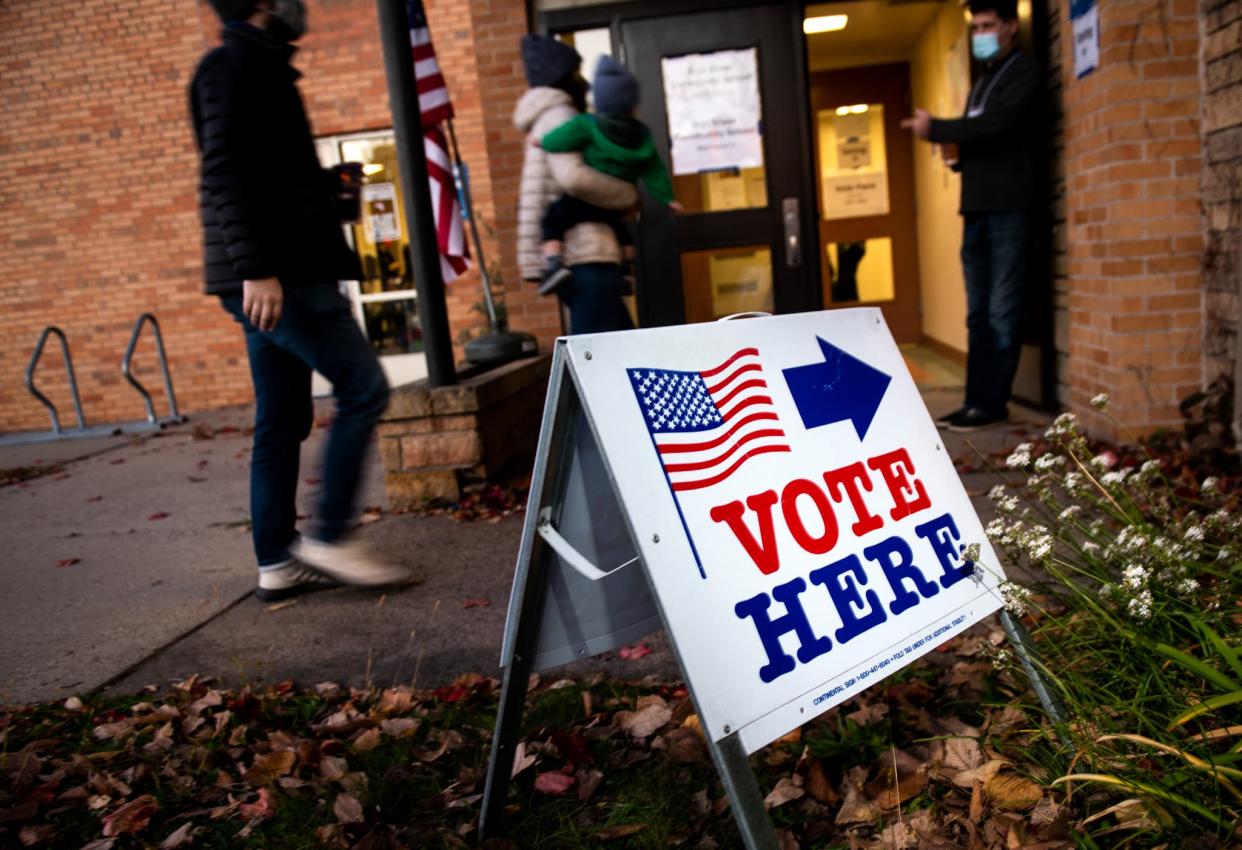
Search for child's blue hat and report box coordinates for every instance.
[592,56,638,115]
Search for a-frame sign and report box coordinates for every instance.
[480,310,1016,848]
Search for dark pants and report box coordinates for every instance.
[541,196,631,249]
[221,283,390,567]
[961,211,1029,417]
[558,263,634,335]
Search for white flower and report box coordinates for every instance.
[1027,533,1054,561]
[1034,454,1063,473]
[962,543,982,563]
[1177,578,1200,596]
[1082,540,1101,554]
[1184,525,1205,543]
[1100,469,1130,487]
[998,495,1020,513]
[1000,581,1032,616]
[1122,563,1148,591]
[1090,393,1110,409]
[1201,477,1219,494]
[1005,443,1033,470]
[1140,459,1161,475]
[1058,505,1083,521]
[985,518,1006,540]
[988,484,1007,500]
[1127,589,1153,620]
[1064,471,1085,493]
[1091,453,1118,471]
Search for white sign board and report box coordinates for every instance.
[822,173,889,220]
[567,310,1005,753]
[662,48,764,176]
[362,182,401,244]
[1071,0,1099,79]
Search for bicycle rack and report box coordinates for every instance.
[25,326,86,435]
[122,313,186,427]
[1,314,188,447]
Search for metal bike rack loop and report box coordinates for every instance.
[122,313,185,426]
[25,326,86,435]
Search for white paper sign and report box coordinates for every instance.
[362,182,401,244]
[822,173,889,220]
[1071,0,1099,79]
[567,310,1006,753]
[662,48,764,176]
[837,138,872,170]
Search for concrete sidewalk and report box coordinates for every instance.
[0,349,1049,704]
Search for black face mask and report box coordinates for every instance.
[264,0,307,42]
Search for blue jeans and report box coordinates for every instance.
[222,283,390,567]
[961,212,1029,417]
[557,263,634,335]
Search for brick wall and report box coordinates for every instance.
[1201,0,1242,437]
[0,0,549,435]
[0,1,231,434]
[1058,0,1204,436]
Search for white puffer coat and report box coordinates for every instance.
[512,87,639,280]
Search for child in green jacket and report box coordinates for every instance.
[534,56,680,295]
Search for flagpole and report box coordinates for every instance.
[445,119,499,332]
[375,0,456,387]
[444,121,539,366]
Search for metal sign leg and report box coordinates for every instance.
[998,609,1072,750]
[706,734,782,850]
[480,347,582,838]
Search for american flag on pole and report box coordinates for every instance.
[628,348,792,493]
[407,0,469,281]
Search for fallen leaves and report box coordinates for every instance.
[0,629,1084,850]
[243,751,295,786]
[618,642,653,660]
[101,794,157,836]
[55,557,80,567]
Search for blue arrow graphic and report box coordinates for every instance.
[781,337,891,441]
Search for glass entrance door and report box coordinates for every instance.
[315,131,427,392]
[620,4,821,326]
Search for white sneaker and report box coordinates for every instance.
[256,559,340,602]
[291,537,410,589]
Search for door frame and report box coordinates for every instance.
[539,0,821,328]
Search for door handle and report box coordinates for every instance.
[783,197,801,267]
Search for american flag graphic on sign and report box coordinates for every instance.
[629,348,792,493]
[407,0,470,282]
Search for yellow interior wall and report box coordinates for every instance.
[911,2,970,352]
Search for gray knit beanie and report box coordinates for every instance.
[592,56,638,116]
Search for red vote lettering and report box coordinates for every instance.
[781,477,839,555]
[867,447,931,521]
[822,462,884,536]
[710,490,781,575]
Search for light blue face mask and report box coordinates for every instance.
[971,32,1001,61]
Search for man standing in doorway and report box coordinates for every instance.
[903,0,1040,432]
[191,0,409,599]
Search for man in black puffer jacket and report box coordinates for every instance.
[191,0,408,599]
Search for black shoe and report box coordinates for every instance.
[947,407,1008,433]
[538,258,573,296]
[936,406,970,430]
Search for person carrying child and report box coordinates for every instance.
[533,56,681,296]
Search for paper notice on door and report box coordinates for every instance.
[362,182,401,244]
[822,173,889,220]
[662,48,764,176]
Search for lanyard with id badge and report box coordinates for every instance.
[965,51,1020,118]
